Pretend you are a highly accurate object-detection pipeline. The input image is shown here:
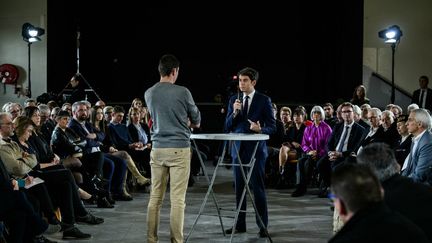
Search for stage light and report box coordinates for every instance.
[378,25,402,44]
[22,23,45,43]
[21,23,45,97]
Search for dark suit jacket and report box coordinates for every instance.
[382,122,401,149]
[68,118,104,154]
[394,135,412,167]
[329,202,428,243]
[328,122,366,157]
[360,126,385,149]
[225,91,276,161]
[0,159,15,216]
[128,123,151,144]
[412,88,432,111]
[382,174,432,242]
[357,118,370,131]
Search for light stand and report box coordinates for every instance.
[27,42,32,97]
[378,25,402,104]
[22,22,44,98]
[390,43,396,104]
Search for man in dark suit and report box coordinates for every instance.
[401,108,432,185]
[316,102,367,197]
[412,75,432,111]
[357,143,432,242]
[394,114,412,167]
[224,67,276,238]
[328,163,428,243]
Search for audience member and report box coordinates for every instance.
[328,163,428,243]
[394,114,412,167]
[401,108,432,185]
[357,143,432,242]
[412,75,432,111]
[350,85,370,107]
[316,102,366,197]
[292,106,332,197]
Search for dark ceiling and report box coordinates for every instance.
[47,2,364,105]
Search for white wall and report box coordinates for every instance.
[0,0,47,108]
[364,0,432,96]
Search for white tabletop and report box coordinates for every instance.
[190,133,269,141]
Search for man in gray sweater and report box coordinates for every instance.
[144,54,201,243]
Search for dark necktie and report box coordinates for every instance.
[419,90,424,108]
[243,95,249,117]
[336,126,349,152]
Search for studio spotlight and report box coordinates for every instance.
[378,25,402,44]
[22,22,45,43]
[21,22,45,97]
[378,25,403,104]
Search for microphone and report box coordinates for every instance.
[233,96,242,117]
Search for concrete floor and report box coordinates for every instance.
[45,162,333,243]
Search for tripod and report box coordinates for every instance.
[59,29,102,102]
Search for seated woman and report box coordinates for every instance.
[108,106,151,178]
[126,107,153,174]
[350,85,370,107]
[292,106,332,197]
[277,108,306,187]
[0,115,103,239]
[51,110,114,207]
[0,155,48,243]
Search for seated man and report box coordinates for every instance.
[357,143,432,242]
[401,108,432,185]
[328,163,428,243]
[316,102,366,197]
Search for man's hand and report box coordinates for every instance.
[292,142,301,149]
[86,133,97,139]
[308,150,317,160]
[328,151,342,161]
[248,119,262,133]
[233,99,242,116]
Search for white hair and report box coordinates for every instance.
[310,106,325,121]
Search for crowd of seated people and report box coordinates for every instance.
[0,97,161,242]
[2,81,432,242]
[264,97,431,192]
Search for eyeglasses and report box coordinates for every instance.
[341,110,353,113]
[0,122,13,126]
[367,116,377,120]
